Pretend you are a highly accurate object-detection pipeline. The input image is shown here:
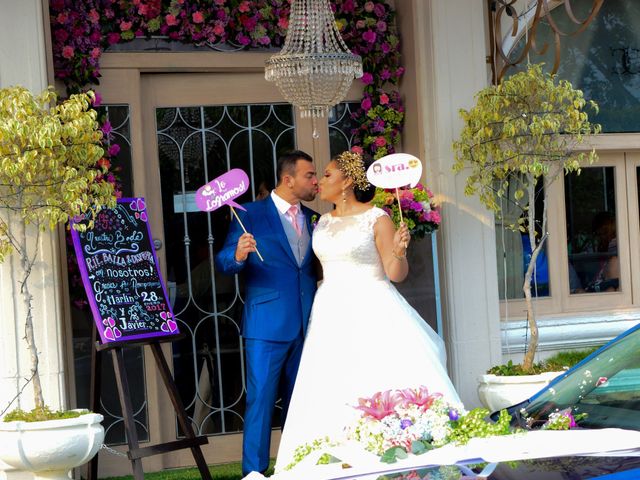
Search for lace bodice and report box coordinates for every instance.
[313,207,388,284]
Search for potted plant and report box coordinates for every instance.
[452,63,601,409]
[0,85,116,479]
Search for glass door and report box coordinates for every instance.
[140,72,320,465]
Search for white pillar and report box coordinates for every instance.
[413,0,503,407]
[0,0,67,420]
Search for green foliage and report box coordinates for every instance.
[452,63,601,216]
[0,85,117,262]
[4,407,89,422]
[452,64,601,371]
[102,461,256,480]
[488,347,599,375]
[446,408,513,445]
[381,446,409,464]
[543,347,599,371]
[0,85,116,410]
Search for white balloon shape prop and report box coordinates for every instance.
[366,153,424,232]
[366,153,422,189]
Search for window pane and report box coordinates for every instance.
[509,1,640,133]
[565,167,619,294]
[496,178,549,300]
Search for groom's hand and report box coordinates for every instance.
[235,233,257,262]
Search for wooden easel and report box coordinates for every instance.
[87,326,212,480]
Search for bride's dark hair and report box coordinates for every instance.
[354,155,376,203]
[334,151,376,203]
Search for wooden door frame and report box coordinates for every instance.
[82,50,362,475]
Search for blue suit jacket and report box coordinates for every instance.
[215,197,318,341]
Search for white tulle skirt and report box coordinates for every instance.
[275,276,461,471]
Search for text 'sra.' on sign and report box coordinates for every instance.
[195,168,249,212]
[70,198,179,344]
[366,153,423,189]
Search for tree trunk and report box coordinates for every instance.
[19,218,45,411]
[521,176,547,372]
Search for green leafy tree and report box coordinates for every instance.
[452,64,601,372]
[0,86,116,412]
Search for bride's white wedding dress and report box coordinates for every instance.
[275,207,461,471]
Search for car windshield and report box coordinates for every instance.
[520,325,640,430]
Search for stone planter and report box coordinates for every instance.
[0,412,104,480]
[477,371,563,412]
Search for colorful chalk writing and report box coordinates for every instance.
[71,198,179,344]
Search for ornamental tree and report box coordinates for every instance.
[0,86,116,412]
[452,64,601,373]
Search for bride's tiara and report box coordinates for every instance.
[336,151,369,191]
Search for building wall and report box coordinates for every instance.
[397,0,502,407]
[0,0,67,477]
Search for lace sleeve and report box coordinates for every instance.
[362,207,388,231]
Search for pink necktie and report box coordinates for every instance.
[288,204,302,237]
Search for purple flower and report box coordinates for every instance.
[101,121,112,136]
[448,409,459,421]
[374,4,387,18]
[362,30,377,44]
[400,418,413,430]
[361,72,374,85]
[107,143,121,156]
[107,32,121,45]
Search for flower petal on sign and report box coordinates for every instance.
[104,327,115,341]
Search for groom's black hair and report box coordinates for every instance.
[276,150,314,184]
[354,155,376,203]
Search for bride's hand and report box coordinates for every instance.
[393,222,410,257]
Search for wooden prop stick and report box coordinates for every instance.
[395,187,408,249]
[230,206,264,262]
[395,187,405,224]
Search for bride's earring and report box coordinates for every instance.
[342,189,347,203]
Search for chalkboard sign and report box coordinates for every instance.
[71,197,179,345]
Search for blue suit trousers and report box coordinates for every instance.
[242,334,304,476]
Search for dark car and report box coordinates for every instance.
[503,322,640,432]
[363,456,640,479]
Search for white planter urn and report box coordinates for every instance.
[0,412,104,480]
[477,371,563,412]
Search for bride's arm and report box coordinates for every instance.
[374,215,410,282]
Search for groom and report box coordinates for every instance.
[215,150,319,476]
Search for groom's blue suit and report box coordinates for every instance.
[215,195,318,475]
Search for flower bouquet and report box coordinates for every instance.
[346,387,510,464]
[286,386,512,471]
[372,184,441,238]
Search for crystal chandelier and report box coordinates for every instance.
[265,0,363,132]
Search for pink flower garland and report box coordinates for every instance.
[49,0,404,159]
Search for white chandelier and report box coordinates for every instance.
[265,0,363,127]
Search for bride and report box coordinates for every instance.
[274,151,461,472]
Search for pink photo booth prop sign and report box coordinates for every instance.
[366,153,423,189]
[195,168,264,261]
[195,168,249,212]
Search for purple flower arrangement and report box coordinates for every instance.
[372,183,441,239]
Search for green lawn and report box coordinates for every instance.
[102,460,274,480]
